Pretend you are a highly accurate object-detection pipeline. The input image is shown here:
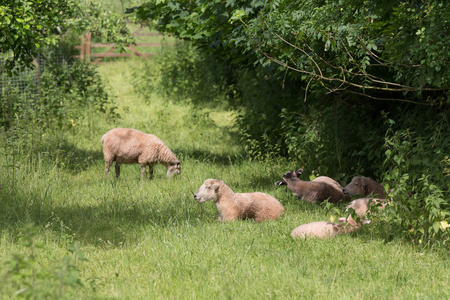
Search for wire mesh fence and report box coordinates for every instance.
[0,48,71,101]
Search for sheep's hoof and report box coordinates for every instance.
[275,180,287,186]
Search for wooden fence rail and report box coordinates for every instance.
[75,27,163,63]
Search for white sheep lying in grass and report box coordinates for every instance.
[291,217,361,239]
[194,179,285,222]
[102,128,181,180]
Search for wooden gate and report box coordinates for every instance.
[76,27,163,63]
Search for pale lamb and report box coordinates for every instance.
[276,170,350,203]
[339,197,387,225]
[101,128,181,180]
[194,179,284,222]
[291,217,360,239]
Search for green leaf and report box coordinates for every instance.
[229,9,246,24]
[432,221,440,233]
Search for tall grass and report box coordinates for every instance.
[0,57,449,299]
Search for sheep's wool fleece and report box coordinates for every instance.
[102,128,178,163]
[291,221,339,239]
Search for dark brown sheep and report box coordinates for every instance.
[276,169,350,203]
[342,176,387,198]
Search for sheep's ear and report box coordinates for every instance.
[284,171,294,179]
[296,169,303,177]
[276,180,286,186]
[212,183,220,192]
[363,183,368,193]
[176,162,181,167]
[338,217,347,223]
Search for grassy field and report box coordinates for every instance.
[0,53,449,299]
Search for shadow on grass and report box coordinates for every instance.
[0,185,211,247]
[173,147,247,166]
[30,136,104,174]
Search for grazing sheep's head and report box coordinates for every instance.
[342,177,368,196]
[167,161,181,178]
[194,179,221,204]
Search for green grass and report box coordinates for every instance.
[0,58,449,299]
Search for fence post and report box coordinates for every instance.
[80,36,85,61]
[85,32,92,61]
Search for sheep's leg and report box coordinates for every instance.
[147,163,155,180]
[104,161,113,177]
[115,163,121,178]
[140,164,147,179]
[149,165,155,180]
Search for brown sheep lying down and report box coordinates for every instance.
[276,169,350,203]
[102,128,181,180]
[194,179,285,222]
[342,176,388,198]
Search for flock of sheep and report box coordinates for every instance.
[102,128,390,239]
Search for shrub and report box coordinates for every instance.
[382,112,450,246]
[1,42,119,132]
[135,40,233,107]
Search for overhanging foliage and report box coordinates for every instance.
[0,0,133,72]
[130,0,449,104]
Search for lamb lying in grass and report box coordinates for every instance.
[291,217,361,239]
[194,179,285,222]
[342,176,388,198]
[102,128,181,180]
[276,169,350,203]
[339,197,387,225]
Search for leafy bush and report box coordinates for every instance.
[1,0,134,71]
[1,43,119,132]
[130,0,449,103]
[382,112,450,245]
[136,40,233,107]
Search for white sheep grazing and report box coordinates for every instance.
[276,169,350,203]
[101,128,181,180]
[291,217,360,239]
[194,179,285,222]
